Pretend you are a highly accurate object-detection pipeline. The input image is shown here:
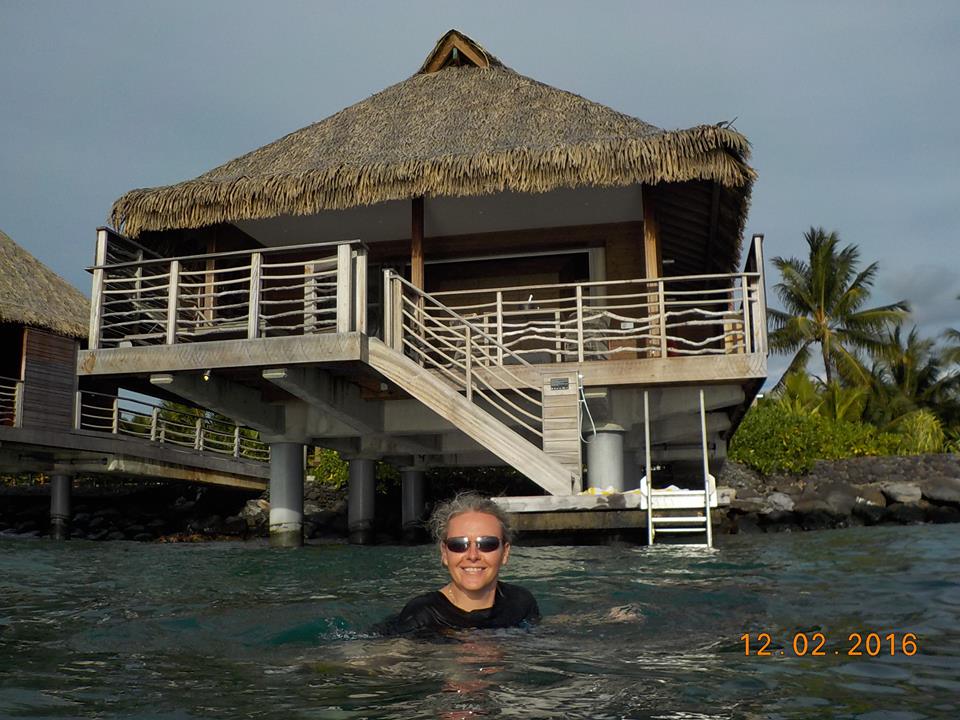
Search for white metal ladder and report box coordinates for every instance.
[643,388,715,548]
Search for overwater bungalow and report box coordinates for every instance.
[0,229,269,538]
[79,30,766,546]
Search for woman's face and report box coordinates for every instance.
[440,511,511,597]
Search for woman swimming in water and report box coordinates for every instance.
[373,493,540,635]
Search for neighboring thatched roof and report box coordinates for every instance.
[111,29,755,239]
[0,229,89,338]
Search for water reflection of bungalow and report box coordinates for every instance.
[0,229,268,538]
[79,30,766,546]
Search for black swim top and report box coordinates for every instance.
[372,582,540,636]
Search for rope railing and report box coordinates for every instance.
[89,238,366,349]
[430,268,764,365]
[385,272,545,440]
[75,390,270,462]
[0,375,23,428]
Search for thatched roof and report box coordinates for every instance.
[111,29,755,239]
[0,229,89,338]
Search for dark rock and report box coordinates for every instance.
[730,498,769,514]
[16,521,38,533]
[820,482,859,516]
[73,512,91,525]
[924,504,960,524]
[106,531,126,541]
[223,515,247,535]
[883,502,925,525]
[853,487,886,508]
[793,499,843,530]
[852,501,885,525]
[133,533,154,542]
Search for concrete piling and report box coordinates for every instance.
[50,474,72,540]
[348,458,376,544]
[269,442,304,548]
[400,468,426,543]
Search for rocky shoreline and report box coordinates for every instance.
[2,454,959,542]
[0,481,351,543]
[717,454,960,532]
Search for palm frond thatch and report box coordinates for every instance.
[110,29,756,239]
[0,229,89,338]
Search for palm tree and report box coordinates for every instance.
[943,295,960,366]
[769,227,909,386]
[865,325,960,428]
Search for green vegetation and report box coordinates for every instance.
[769,227,909,386]
[732,232,960,474]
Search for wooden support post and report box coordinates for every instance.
[554,309,563,362]
[165,260,181,345]
[248,252,262,339]
[643,187,662,358]
[354,245,367,333]
[383,270,393,347]
[658,281,668,358]
[15,381,24,429]
[411,198,425,334]
[151,407,160,441]
[496,292,504,365]
[752,234,767,355]
[111,396,119,434]
[411,197,424,290]
[88,229,108,349]
[392,275,403,350]
[233,426,241,457]
[73,390,82,430]
[575,285,585,363]
[203,239,216,324]
[336,244,353,334]
[740,274,752,354]
[465,325,473,402]
[195,417,203,451]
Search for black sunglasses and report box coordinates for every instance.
[443,536,502,553]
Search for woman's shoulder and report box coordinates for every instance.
[497,581,536,602]
[399,589,446,616]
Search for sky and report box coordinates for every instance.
[1,1,958,384]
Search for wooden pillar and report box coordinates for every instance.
[642,187,661,281]
[642,187,663,357]
[411,197,424,289]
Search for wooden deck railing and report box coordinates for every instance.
[429,237,766,365]
[384,272,545,441]
[0,375,23,428]
[75,390,270,462]
[89,235,367,349]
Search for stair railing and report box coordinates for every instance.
[383,271,544,441]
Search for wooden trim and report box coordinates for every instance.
[366,221,633,266]
[422,34,489,73]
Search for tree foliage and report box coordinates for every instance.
[768,227,908,386]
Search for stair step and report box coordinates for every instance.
[654,527,708,534]
[652,516,706,523]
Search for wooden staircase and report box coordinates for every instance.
[375,272,581,496]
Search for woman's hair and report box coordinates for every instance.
[427,492,514,545]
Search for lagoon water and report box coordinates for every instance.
[1,524,958,719]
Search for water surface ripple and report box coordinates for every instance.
[1,524,957,719]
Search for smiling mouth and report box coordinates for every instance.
[461,567,486,573]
